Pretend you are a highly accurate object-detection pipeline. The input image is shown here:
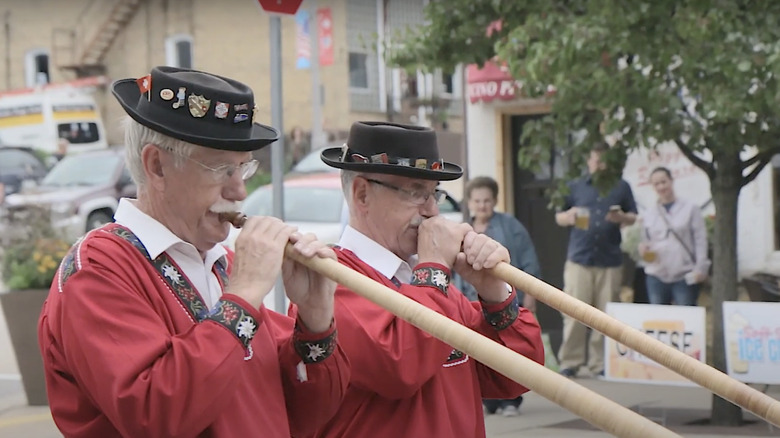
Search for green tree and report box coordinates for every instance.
[391,0,780,426]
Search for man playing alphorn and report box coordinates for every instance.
[38,67,350,437]
[293,121,544,437]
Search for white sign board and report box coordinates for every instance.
[604,303,706,386]
[722,301,780,384]
[622,142,714,216]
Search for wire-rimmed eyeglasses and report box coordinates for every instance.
[160,146,259,184]
[363,177,444,205]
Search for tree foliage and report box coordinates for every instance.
[391,0,780,193]
[390,0,780,426]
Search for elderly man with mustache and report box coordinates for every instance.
[37,66,350,438]
[290,122,544,438]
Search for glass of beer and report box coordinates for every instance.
[642,248,657,263]
[574,207,590,230]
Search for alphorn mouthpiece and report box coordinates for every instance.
[218,211,248,228]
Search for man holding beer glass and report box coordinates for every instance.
[554,143,637,378]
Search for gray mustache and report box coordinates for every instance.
[210,200,242,213]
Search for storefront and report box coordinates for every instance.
[465,61,780,348]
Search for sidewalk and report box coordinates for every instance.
[485,379,779,437]
[1,376,777,437]
[1,294,777,437]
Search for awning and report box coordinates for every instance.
[466,61,521,104]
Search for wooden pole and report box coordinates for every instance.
[490,262,780,428]
[284,246,681,438]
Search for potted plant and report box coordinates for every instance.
[0,204,71,406]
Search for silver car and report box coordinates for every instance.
[4,148,136,242]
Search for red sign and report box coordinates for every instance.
[317,8,334,66]
[466,61,521,104]
[257,0,304,15]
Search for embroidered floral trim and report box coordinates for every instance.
[293,325,337,364]
[107,225,210,322]
[57,248,78,292]
[410,265,450,295]
[214,259,229,288]
[205,299,258,348]
[482,293,520,331]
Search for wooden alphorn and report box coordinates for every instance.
[221,212,679,438]
[223,212,780,428]
[490,263,780,428]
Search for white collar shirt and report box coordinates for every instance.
[114,198,227,309]
[338,225,417,284]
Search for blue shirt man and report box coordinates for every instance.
[563,176,637,267]
[554,145,637,378]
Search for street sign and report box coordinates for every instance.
[257,0,304,15]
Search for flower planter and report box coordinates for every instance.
[0,288,48,406]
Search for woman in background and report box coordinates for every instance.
[454,176,541,417]
[639,167,710,305]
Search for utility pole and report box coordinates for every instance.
[309,0,327,149]
[269,15,287,313]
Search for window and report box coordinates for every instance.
[165,34,193,69]
[349,52,368,89]
[43,153,122,187]
[57,122,100,144]
[439,66,462,98]
[24,49,50,87]
[442,73,454,95]
[0,149,45,174]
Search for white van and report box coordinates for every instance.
[0,87,108,154]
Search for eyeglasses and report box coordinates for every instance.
[187,157,259,184]
[161,146,259,183]
[363,177,444,205]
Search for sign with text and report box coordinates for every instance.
[622,143,712,214]
[723,301,780,384]
[604,303,706,386]
[466,62,521,103]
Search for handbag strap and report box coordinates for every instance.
[658,203,696,261]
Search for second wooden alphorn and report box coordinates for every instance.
[491,262,780,428]
[221,212,680,438]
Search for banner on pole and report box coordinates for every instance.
[317,8,334,67]
[295,10,312,69]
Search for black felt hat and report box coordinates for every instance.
[321,121,463,181]
[111,66,279,151]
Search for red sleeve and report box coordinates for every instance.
[322,251,543,401]
[463,291,545,399]
[54,263,255,438]
[266,311,350,437]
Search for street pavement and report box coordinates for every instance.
[1,296,778,437]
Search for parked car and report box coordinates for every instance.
[4,147,136,242]
[226,173,346,251]
[287,144,342,176]
[0,146,48,199]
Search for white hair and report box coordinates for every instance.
[122,116,195,187]
[340,170,361,204]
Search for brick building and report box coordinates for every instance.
[0,0,463,157]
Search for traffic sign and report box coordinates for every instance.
[257,0,304,15]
